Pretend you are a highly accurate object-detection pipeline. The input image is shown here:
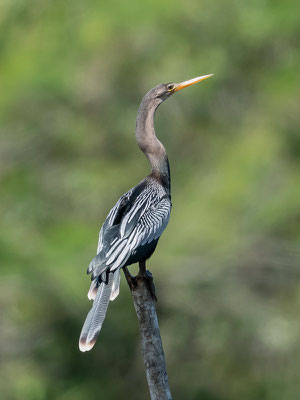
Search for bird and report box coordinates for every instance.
[79,74,213,352]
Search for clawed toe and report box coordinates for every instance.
[143,270,157,301]
[123,266,137,290]
[124,262,157,301]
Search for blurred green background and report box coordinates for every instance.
[1,0,300,399]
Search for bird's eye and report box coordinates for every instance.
[167,84,174,91]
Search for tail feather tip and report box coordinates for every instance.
[79,338,96,352]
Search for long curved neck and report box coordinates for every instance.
[135,95,170,181]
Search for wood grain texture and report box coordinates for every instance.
[124,266,172,400]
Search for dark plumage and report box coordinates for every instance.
[79,74,213,352]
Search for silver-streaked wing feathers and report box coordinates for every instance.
[89,180,171,277]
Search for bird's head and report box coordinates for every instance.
[150,74,214,102]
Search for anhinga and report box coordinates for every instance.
[79,74,213,352]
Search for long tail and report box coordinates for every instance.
[79,271,119,352]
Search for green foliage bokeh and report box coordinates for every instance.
[1,0,300,399]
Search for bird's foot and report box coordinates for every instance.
[123,266,137,291]
[124,262,157,301]
[138,268,157,302]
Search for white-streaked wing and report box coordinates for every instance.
[89,180,171,277]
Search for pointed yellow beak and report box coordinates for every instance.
[173,74,214,92]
